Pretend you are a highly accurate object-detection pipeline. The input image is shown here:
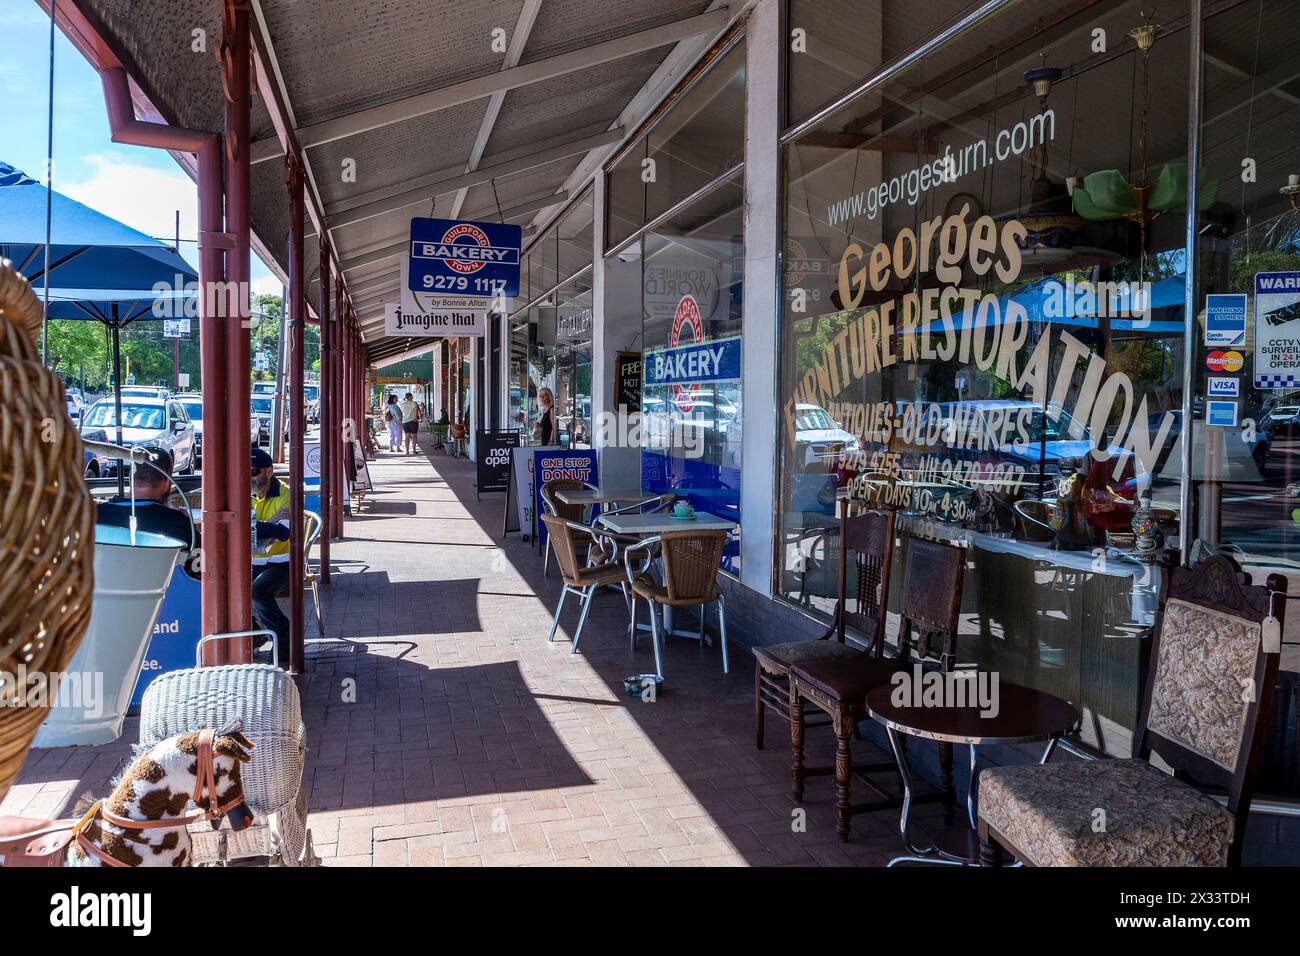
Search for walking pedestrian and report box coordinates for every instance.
[384,393,402,452]
[400,391,421,454]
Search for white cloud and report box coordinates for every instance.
[250,271,283,297]
[59,154,199,267]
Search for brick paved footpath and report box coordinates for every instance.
[3,435,947,866]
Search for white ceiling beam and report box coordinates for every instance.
[326,131,614,232]
[249,9,729,162]
[451,0,545,219]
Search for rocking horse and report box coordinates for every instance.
[0,728,254,867]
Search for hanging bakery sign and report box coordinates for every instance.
[1253,271,1300,390]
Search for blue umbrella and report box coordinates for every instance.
[0,161,198,488]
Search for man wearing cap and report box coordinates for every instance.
[96,445,199,576]
[250,447,293,665]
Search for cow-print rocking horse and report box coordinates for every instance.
[0,728,254,867]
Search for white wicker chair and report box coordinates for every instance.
[138,631,315,865]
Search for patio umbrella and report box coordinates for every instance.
[0,161,198,486]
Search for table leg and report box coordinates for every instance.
[884,726,934,857]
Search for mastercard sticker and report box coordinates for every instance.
[1205,350,1244,373]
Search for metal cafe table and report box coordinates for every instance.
[596,510,737,642]
[552,485,648,508]
[866,679,1079,866]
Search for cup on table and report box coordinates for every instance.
[673,500,695,519]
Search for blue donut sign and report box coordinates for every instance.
[408,217,522,297]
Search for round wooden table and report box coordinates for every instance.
[866,679,1079,866]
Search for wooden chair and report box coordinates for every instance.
[623,529,730,677]
[277,510,325,637]
[789,535,966,841]
[754,503,896,750]
[540,514,631,654]
[978,553,1287,867]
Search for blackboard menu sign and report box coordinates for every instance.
[476,429,519,500]
[615,352,642,413]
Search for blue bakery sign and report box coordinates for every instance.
[408,217,521,297]
[644,334,742,389]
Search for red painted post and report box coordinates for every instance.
[318,238,331,586]
[331,284,344,540]
[286,153,305,674]
[222,0,253,660]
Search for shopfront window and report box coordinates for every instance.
[641,172,744,568]
[778,0,1198,754]
[1195,0,1300,580]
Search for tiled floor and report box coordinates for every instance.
[3,434,948,866]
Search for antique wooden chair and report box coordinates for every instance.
[624,529,730,677]
[789,534,966,841]
[754,503,896,750]
[540,514,631,655]
[276,510,325,637]
[978,552,1287,867]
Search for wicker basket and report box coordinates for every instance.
[0,260,96,802]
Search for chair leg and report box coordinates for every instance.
[547,586,570,642]
[628,596,638,652]
[754,663,765,750]
[543,540,551,577]
[647,601,664,678]
[977,820,1005,867]
[717,596,729,674]
[790,684,806,802]
[311,578,324,637]
[571,586,595,654]
[833,707,854,842]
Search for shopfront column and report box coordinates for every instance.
[738,0,780,597]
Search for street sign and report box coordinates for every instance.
[1254,271,1300,389]
[1204,293,1246,347]
[163,318,190,338]
[408,217,521,297]
[177,372,190,388]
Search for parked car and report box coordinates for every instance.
[64,391,84,422]
[80,395,196,476]
[304,383,320,424]
[1265,404,1300,437]
[119,385,170,399]
[173,392,205,466]
[251,396,274,444]
[791,403,861,470]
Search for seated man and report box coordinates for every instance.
[95,445,199,575]
[250,447,293,666]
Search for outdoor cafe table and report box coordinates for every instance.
[596,511,738,642]
[866,680,1079,866]
[553,486,647,508]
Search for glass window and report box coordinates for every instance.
[1195,0,1300,584]
[778,0,1195,754]
[646,42,746,221]
[558,188,595,281]
[642,173,745,572]
[605,38,746,253]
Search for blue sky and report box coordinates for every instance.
[0,2,279,294]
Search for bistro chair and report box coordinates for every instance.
[539,513,631,655]
[540,478,595,577]
[789,535,966,841]
[977,553,1287,867]
[1012,498,1056,542]
[277,510,325,637]
[624,529,730,678]
[754,502,896,750]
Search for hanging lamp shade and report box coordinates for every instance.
[1071,164,1220,222]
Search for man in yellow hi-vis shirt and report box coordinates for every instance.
[251,447,293,665]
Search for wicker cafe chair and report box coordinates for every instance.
[540,478,595,577]
[978,553,1287,867]
[624,529,731,678]
[0,261,95,803]
[1013,498,1056,542]
[754,503,896,750]
[789,535,966,842]
[540,514,632,655]
[275,511,325,637]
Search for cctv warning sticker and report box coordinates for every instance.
[1254,271,1300,389]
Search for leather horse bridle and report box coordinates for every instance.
[0,729,251,867]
